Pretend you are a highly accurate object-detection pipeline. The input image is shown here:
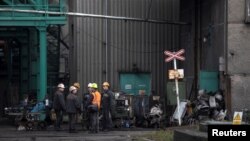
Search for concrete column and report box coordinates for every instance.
[37,26,47,101]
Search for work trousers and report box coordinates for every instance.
[90,111,99,133]
[102,108,112,130]
[55,110,63,129]
[68,113,77,131]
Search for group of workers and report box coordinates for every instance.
[52,82,113,133]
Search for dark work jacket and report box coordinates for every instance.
[66,93,81,114]
[101,90,113,110]
[53,90,66,111]
[83,93,92,109]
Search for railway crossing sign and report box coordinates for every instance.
[164,49,185,126]
[164,49,185,62]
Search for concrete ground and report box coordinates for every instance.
[1,124,210,141]
[0,124,155,141]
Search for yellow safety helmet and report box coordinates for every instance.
[73,82,80,89]
[102,82,110,87]
[91,83,98,89]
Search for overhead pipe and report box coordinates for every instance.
[0,8,190,25]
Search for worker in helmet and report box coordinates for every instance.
[88,83,92,92]
[73,82,80,90]
[53,83,66,131]
[88,83,101,133]
[66,86,81,133]
[72,82,81,123]
[101,82,114,131]
[83,83,93,108]
[82,83,93,130]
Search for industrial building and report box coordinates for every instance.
[0,0,250,119]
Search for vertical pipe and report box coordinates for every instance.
[194,0,201,98]
[7,41,13,106]
[224,0,228,76]
[224,0,231,115]
[37,26,47,101]
[105,0,108,81]
[58,25,61,78]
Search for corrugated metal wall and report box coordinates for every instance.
[70,0,180,99]
[200,0,225,71]
[180,0,226,100]
[180,0,195,99]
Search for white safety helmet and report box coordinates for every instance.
[87,83,92,88]
[69,86,77,92]
[57,83,65,89]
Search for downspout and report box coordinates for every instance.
[194,0,201,98]
[224,0,228,76]
[223,0,231,115]
[105,0,108,81]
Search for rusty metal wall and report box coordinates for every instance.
[69,0,180,100]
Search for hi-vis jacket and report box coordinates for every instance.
[92,91,101,110]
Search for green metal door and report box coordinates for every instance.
[120,73,151,96]
[166,82,186,105]
[199,71,219,93]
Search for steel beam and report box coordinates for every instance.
[37,26,47,101]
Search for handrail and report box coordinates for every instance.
[1,0,65,12]
[0,0,65,19]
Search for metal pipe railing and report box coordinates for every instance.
[1,0,64,12]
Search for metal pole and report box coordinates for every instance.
[173,58,181,126]
[105,0,108,81]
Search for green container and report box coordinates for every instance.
[120,73,151,96]
[199,71,219,93]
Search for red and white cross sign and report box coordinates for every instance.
[164,49,185,62]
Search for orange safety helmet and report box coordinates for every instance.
[102,82,110,87]
[73,82,80,89]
